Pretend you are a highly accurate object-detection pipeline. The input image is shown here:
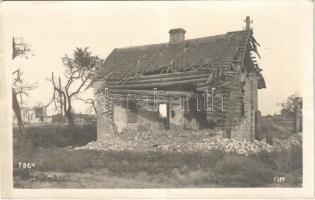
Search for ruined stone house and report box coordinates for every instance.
[91,17,266,141]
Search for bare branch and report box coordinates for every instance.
[45,90,56,108]
[47,47,102,125]
[69,76,89,98]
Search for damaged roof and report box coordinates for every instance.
[93,29,265,89]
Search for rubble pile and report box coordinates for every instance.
[73,131,302,155]
[272,132,302,150]
[169,137,274,155]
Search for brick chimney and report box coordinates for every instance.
[169,28,186,43]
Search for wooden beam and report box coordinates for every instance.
[140,70,199,80]
[108,77,208,90]
[115,97,170,104]
[108,70,200,83]
[108,89,191,96]
[108,73,208,85]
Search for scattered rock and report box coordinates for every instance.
[73,130,302,155]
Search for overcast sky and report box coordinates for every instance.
[1,1,312,115]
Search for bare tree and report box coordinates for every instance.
[13,70,38,107]
[45,76,63,118]
[47,47,102,126]
[12,37,34,134]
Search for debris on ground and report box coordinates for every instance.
[73,130,302,155]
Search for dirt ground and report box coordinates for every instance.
[14,168,221,188]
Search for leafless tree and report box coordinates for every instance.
[13,70,38,106]
[47,47,102,126]
[12,37,34,134]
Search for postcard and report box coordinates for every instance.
[0,1,313,199]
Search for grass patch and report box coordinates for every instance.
[212,155,276,187]
[14,147,225,174]
[13,142,302,187]
[13,123,96,148]
[13,122,302,187]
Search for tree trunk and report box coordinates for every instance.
[12,88,24,134]
[92,101,97,114]
[65,103,74,127]
[58,77,63,117]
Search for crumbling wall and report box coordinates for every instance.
[96,97,172,139]
[113,100,200,133]
[169,100,199,130]
[231,73,258,141]
[113,108,127,132]
[95,93,115,141]
[127,108,164,131]
[169,103,184,129]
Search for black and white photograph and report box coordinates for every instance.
[0,1,313,199]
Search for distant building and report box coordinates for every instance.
[13,106,47,124]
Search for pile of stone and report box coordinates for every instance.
[73,132,302,155]
[151,136,274,155]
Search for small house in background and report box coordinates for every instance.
[91,17,266,141]
[13,106,47,124]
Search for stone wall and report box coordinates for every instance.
[231,73,258,141]
[95,73,259,141]
[99,102,168,135]
[113,108,127,132]
[95,92,115,141]
[126,108,165,131]
[96,94,202,140]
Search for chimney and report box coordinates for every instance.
[169,28,186,43]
